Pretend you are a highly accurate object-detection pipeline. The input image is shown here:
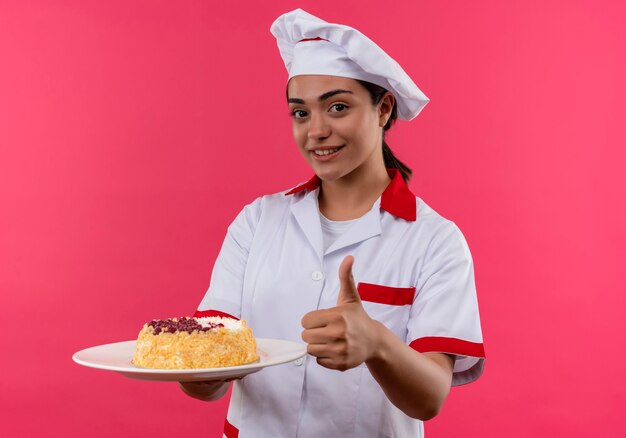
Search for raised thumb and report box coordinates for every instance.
[337,255,361,305]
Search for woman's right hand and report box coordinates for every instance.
[178,379,232,402]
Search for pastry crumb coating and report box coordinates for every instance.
[132,319,258,369]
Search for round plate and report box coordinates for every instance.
[72,338,307,381]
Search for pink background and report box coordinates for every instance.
[1,1,625,436]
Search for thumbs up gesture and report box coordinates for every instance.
[336,255,361,305]
[301,256,381,371]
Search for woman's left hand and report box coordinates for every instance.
[301,255,382,371]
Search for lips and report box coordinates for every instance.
[309,145,344,161]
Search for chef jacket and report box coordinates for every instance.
[195,169,485,438]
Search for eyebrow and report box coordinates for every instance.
[287,89,354,104]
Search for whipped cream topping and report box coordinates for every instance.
[196,316,243,331]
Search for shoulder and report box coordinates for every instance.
[234,181,312,219]
[411,196,457,233]
[413,195,449,221]
[413,196,473,260]
[408,196,472,256]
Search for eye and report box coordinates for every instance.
[329,103,348,113]
[291,109,308,119]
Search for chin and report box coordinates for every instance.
[312,166,344,182]
[315,162,363,183]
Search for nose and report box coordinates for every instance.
[307,111,330,141]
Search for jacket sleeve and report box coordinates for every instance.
[406,220,485,386]
[194,198,262,320]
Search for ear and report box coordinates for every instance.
[378,92,395,127]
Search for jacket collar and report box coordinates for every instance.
[285,168,416,221]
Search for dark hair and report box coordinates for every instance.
[355,79,412,182]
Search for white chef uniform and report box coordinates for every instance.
[194,7,485,437]
[195,169,485,438]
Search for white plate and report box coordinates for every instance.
[72,338,307,382]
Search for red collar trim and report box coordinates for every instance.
[285,169,417,222]
[285,174,320,196]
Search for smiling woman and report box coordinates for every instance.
[179,8,485,438]
[287,75,393,205]
[286,77,412,183]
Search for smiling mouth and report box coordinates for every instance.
[311,145,344,156]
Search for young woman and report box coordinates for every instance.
[180,9,485,438]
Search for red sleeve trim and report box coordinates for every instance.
[410,337,486,358]
[193,309,239,320]
[224,419,239,438]
[357,282,415,306]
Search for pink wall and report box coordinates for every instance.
[1,1,625,436]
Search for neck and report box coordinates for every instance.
[318,164,391,221]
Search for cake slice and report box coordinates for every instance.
[132,316,259,369]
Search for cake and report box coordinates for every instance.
[131,316,259,369]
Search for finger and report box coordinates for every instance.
[337,255,361,305]
[181,380,225,386]
[306,341,347,359]
[302,326,340,344]
[315,357,350,371]
[179,380,226,390]
[301,309,334,329]
[306,343,332,358]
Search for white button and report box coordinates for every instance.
[294,357,304,366]
[311,271,324,281]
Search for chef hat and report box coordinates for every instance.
[270,8,429,121]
